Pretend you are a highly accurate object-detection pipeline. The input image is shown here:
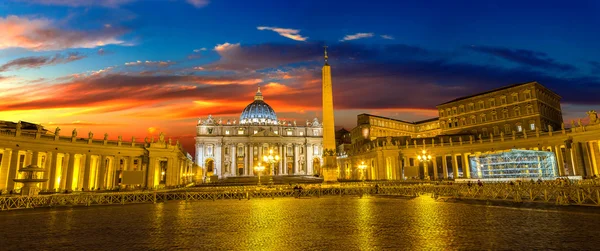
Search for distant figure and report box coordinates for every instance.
[375,184,380,194]
[477,180,483,187]
[9,190,13,195]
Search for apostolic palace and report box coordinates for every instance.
[2,49,600,195]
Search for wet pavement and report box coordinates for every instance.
[1,196,599,250]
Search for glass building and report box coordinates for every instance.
[469,149,558,180]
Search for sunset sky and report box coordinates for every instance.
[1,0,599,154]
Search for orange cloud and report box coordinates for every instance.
[0,15,127,51]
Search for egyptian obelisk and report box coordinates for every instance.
[321,46,338,182]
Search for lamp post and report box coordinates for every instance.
[254,162,265,185]
[417,149,432,180]
[262,148,281,176]
[358,161,367,183]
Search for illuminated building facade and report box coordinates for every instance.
[338,81,600,181]
[0,123,195,194]
[195,87,324,180]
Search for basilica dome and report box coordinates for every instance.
[240,87,278,125]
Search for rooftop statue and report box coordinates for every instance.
[72,128,77,138]
[587,110,598,124]
[104,133,108,141]
[55,127,61,136]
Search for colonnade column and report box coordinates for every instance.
[452,154,459,179]
[293,144,299,174]
[31,151,40,166]
[306,143,313,175]
[83,154,93,190]
[65,153,76,191]
[432,157,438,180]
[278,144,283,175]
[244,144,249,175]
[48,152,59,191]
[463,153,471,179]
[147,157,157,188]
[249,144,254,176]
[97,156,106,190]
[6,149,20,190]
[554,146,565,176]
[232,145,237,176]
[283,146,287,175]
[442,155,449,179]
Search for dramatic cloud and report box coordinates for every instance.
[257,26,308,41]
[381,35,394,40]
[0,15,128,51]
[186,0,209,8]
[340,33,374,41]
[209,42,322,71]
[124,60,175,67]
[468,46,576,72]
[0,52,86,72]
[10,0,136,7]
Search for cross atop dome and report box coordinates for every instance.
[254,85,263,101]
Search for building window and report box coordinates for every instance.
[448,122,452,128]
[274,130,278,134]
[504,124,511,134]
[489,99,496,107]
[480,114,487,123]
[478,102,484,110]
[502,109,509,119]
[459,106,464,113]
[468,103,474,111]
[287,146,292,153]
[527,105,534,114]
[493,126,499,135]
[501,96,507,105]
[491,112,497,120]
[530,122,535,131]
[452,108,457,115]
[470,116,476,124]
[460,118,465,126]
[512,94,519,102]
[517,124,522,132]
[313,145,319,155]
[525,92,532,99]
[238,146,244,155]
[225,147,229,155]
[207,145,213,156]
[440,110,444,117]
[253,130,258,134]
[237,129,244,135]
[225,130,230,135]
[286,131,293,136]
[514,107,521,117]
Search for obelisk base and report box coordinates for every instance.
[321,155,339,182]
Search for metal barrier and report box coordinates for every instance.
[0,184,425,211]
[430,183,600,206]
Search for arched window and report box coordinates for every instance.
[504,124,511,134]
[514,107,521,117]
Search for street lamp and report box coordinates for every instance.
[262,148,281,176]
[417,149,432,180]
[358,161,367,182]
[254,162,265,185]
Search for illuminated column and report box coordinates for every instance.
[278,144,283,175]
[452,154,459,179]
[432,157,438,180]
[442,155,449,179]
[147,157,157,188]
[232,145,237,176]
[83,154,93,190]
[24,151,32,166]
[283,145,288,175]
[554,146,565,176]
[31,151,40,166]
[293,144,299,174]
[48,152,59,191]
[249,144,254,176]
[6,149,20,190]
[0,149,12,190]
[463,153,471,179]
[65,153,77,191]
[244,144,249,175]
[402,157,407,180]
[306,143,313,175]
[97,156,106,189]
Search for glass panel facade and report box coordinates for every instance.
[469,150,557,179]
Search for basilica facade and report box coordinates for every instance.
[195,87,324,180]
